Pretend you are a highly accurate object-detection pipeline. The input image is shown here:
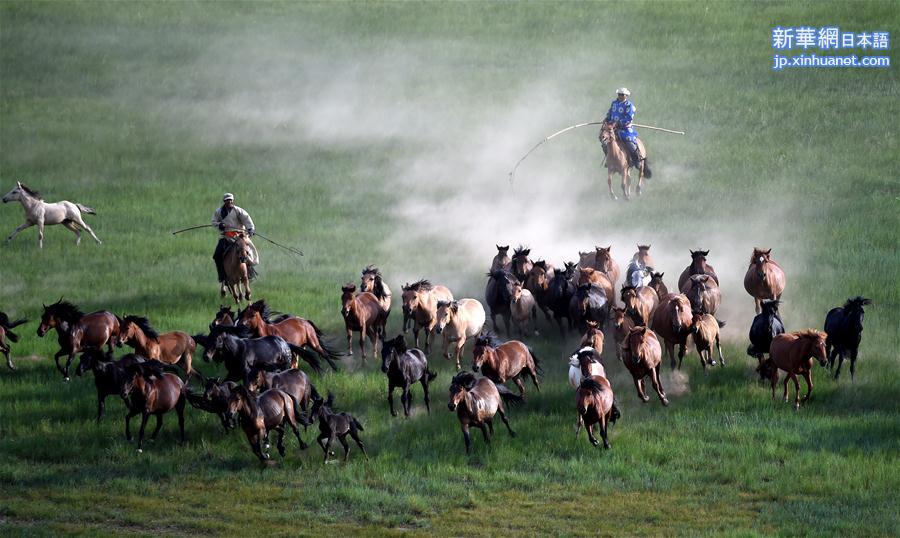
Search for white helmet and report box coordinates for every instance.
[616,87,630,96]
[223,192,235,202]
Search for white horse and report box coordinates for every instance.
[2,181,101,248]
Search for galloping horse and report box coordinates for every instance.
[237,300,340,371]
[568,345,606,389]
[678,250,718,290]
[222,232,253,304]
[401,279,454,354]
[227,385,307,462]
[590,246,620,287]
[525,260,554,321]
[360,265,392,318]
[509,246,533,283]
[118,315,197,379]
[380,334,437,417]
[0,312,27,370]
[340,283,388,360]
[122,365,186,453]
[620,284,659,326]
[681,274,721,316]
[575,377,620,449]
[632,245,655,269]
[747,299,785,362]
[37,299,120,380]
[648,271,669,299]
[510,281,538,336]
[650,293,693,369]
[448,372,520,454]
[621,326,668,406]
[547,262,577,335]
[744,248,786,314]
[310,393,369,463]
[576,267,614,308]
[490,245,511,273]
[435,299,486,369]
[757,330,828,409]
[599,122,651,200]
[472,332,541,398]
[824,296,872,380]
[690,313,726,371]
[484,270,516,336]
[569,283,610,332]
[2,181,101,248]
[611,307,635,362]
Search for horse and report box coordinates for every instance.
[360,265,392,318]
[75,349,146,422]
[621,326,669,405]
[509,246,533,283]
[590,246,620,287]
[620,285,659,326]
[611,308,635,362]
[510,281,538,337]
[525,260,554,321]
[490,245,511,273]
[340,283,388,360]
[210,305,236,330]
[122,365,186,452]
[650,293,693,369]
[202,325,307,383]
[222,232,253,304]
[824,296,872,380]
[625,259,651,288]
[118,315,197,380]
[747,299,785,362]
[310,393,369,463]
[484,270,516,336]
[678,250,719,290]
[401,279,454,354]
[2,181,101,248]
[632,244,655,269]
[599,122,651,200]
[435,299,486,369]
[690,313,726,371]
[569,283,610,333]
[744,248,786,314]
[568,346,606,389]
[0,312,27,371]
[447,372,521,454]
[472,332,541,398]
[648,271,669,299]
[757,330,828,410]
[227,385,307,462]
[580,321,605,355]
[575,377,620,449]
[237,300,340,371]
[37,299,120,380]
[247,367,319,429]
[184,377,239,433]
[576,267,615,308]
[681,274,721,316]
[547,262,577,336]
[380,334,437,417]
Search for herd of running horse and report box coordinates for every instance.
[0,244,871,459]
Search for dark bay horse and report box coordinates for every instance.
[757,330,828,409]
[744,248,786,314]
[509,246,533,283]
[0,312,27,370]
[472,332,540,397]
[650,294,693,369]
[490,245,511,273]
[340,283,388,360]
[591,246,620,288]
[824,296,871,380]
[203,326,306,382]
[237,300,340,371]
[118,315,197,380]
[648,271,669,299]
[185,377,238,433]
[228,385,306,462]
[484,270,516,336]
[747,299,785,362]
[122,366,186,452]
[210,305,236,330]
[37,299,120,380]
[247,367,319,428]
[380,335,437,417]
[677,250,719,291]
[621,326,668,405]
[310,393,369,463]
[76,350,146,422]
[681,274,721,316]
[360,265,392,318]
[448,372,520,454]
[402,279,454,353]
[547,262,577,335]
[575,376,620,449]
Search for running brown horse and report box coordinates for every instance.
[621,326,668,405]
[648,271,669,299]
[681,274,721,316]
[678,250,719,290]
[0,312,27,371]
[757,330,828,410]
[744,248,786,314]
[448,371,521,454]
[576,267,615,307]
[401,279,454,354]
[620,284,659,326]
[591,246,620,287]
[210,305,236,330]
[227,384,307,462]
[632,245,655,269]
[472,332,541,398]
[37,299,120,380]
[525,260,554,321]
[611,307,635,362]
[509,246,534,283]
[490,245,511,273]
[650,293,693,369]
[122,366,186,452]
[237,299,340,371]
[575,376,621,449]
[360,265,392,318]
[340,283,388,360]
[599,122,650,200]
[580,321,605,355]
[690,313,726,371]
[118,315,197,379]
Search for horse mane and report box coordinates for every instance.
[342,283,357,293]
[18,182,42,200]
[760,299,781,311]
[690,249,709,260]
[533,260,547,270]
[637,245,650,251]
[513,245,530,257]
[362,265,382,277]
[246,299,272,321]
[797,329,827,340]
[45,299,84,323]
[124,315,159,341]
[404,279,433,292]
[844,296,872,310]
[578,377,606,395]
[209,324,254,339]
[233,384,259,417]
[474,330,503,349]
[450,371,478,390]
[388,335,408,354]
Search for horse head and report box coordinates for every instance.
[594,246,613,268]
[380,334,406,372]
[689,249,710,272]
[360,265,381,294]
[669,295,692,334]
[599,122,616,145]
[802,329,829,367]
[751,248,772,279]
[686,275,711,311]
[448,372,477,411]
[510,246,532,280]
[401,280,431,318]
[434,301,457,334]
[340,283,357,318]
[472,332,500,372]
[511,280,525,302]
[843,296,872,332]
[611,307,628,332]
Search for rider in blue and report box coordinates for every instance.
[603,87,642,167]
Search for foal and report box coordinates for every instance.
[448,372,520,454]
[310,393,369,463]
[690,313,726,371]
[122,365,186,452]
[757,330,828,410]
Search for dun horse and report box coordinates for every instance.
[360,265,392,317]
[435,299,486,369]
[340,283,388,360]
[401,279,454,354]
[621,326,669,406]
[757,330,828,410]
[37,299,120,380]
[690,313,726,371]
[510,281,538,336]
[380,335,437,417]
[744,248,786,314]
[237,300,340,371]
[118,315,197,379]
[599,122,651,200]
[824,296,871,380]
[122,364,186,452]
[650,293,692,369]
[0,312,27,370]
[678,250,718,290]
[472,332,541,398]
[575,377,620,449]
[448,372,520,454]
[2,181,101,248]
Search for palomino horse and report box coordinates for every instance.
[448,371,520,454]
[547,262,577,335]
[632,245,655,269]
[599,123,651,200]
[824,296,871,381]
[744,248,786,314]
[648,271,669,299]
[118,315,197,379]
[0,312,27,371]
[525,260,554,321]
[222,232,253,305]
[611,307,635,362]
[310,393,369,463]
[237,300,340,371]
[435,299,486,369]
[472,332,541,398]
[380,334,437,417]
[650,293,693,369]
[509,246,533,283]
[360,265,392,318]
[484,270,516,336]
[747,299,785,362]
[401,279,454,354]
[678,250,719,290]
[681,274,721,316]
[122,365,186,453]
[621,326,669,406]
[490,245,511,273]
[340,283,388,360]
[575,376,620,449]
[2,181,101,248]
[510,281,537,336]
[757,330,828,409]
[227,385,307,462]
[690,313,726,371]
[620,284,659,326]
[37,299,120,380]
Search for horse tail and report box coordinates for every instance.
[642,157,652,179]
[75,203,96,215]
[426,369,438,382]
[351,416,365,432]
[288,343,323,375]
[527,345,544,377]
[609,400,622,424]
[0,316,27,330]
[716,318,726,328]
[5,329,20,343]
[494,383,524,406]
[317,339,345,372]
[306,318,324,338]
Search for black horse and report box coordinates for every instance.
[76,349,147,422]
[485,269,517,335]
[380,334,437,417]
[201,326,300,384]
[0,311,27,370]
[747,299,786,362]
[569,283,610,333]
[185,377,239,433]
[824,296,872,380]
[547,262,576,336]
[310,392,369,463]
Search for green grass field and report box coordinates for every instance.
[1,1,898,535]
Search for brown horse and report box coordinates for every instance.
[472,332,541,397]
[621,326,668,405]
[340,283,388,360]
[401,279,453,354]
[591,246,620,287]
[690,313,725,371]
[611,307,635,362]
[575,376,620,449]
[599,122,650,200]
[227,385,306,461]
[620,285,659,326]
[757,330,828,410]
[210,305,236,330]
[650,293,693,369]
[490,245,511,273]
[509,246,533,283]
[580,321,605,355]
[37,299,120,380]
[0,312,27,371]
[648,271,669,299]
[744,248,786,314]
[448,372,520,454]
[681,274,721,316]
[247,367,319,425]
[237,299,340,371]
[524,260,554,321]
[223,232,253,305]
[118,315,197,379]
[632,245,655,269]
[122,367,186,452]
[678,250,718,290]
[360,265,392,317]
[577,267,615,306]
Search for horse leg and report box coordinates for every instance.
[498,407,516,437]
[63,352,76,381]
[453,339,464,370]
[96,394,106,423]
[72,213,101,244]
[149,413,164,440]
[801,371,813,402]
[849,348,859,381]
[781,374,790,402]
[402,383,413,417]
[442,333,450,360]
[586,423,599,447]
[289,416,307,450]
[607,170,617,200]
[345,326,354,356]
[5,221,33,243]
[137,411,150,452]
[387,382,397,416]
[716,334,726,367]
[479,424,490,445]
[512,376,527,398]
[791,374,801,410]
[636,378,650,402]
[176,395,186,443]
[338,434,351,461]
[421,378,432,415]
[323,434,336,463]
[651,364,669,406]
[575,414,583,437]
[677,341,687,370]
[503,314,512,337]
[621,170,630,200]
[529,364,541,392]
[274,426,286,457]
[834,350,844,380]
[124,409,139,441]
[36,219,45,249]
[61,220,82,245]
[3,347,14,371]
[599,417,611,449]
[666,342,676,369]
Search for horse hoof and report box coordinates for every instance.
[136,448,143,454]
[641,396,650,403]
[709,360,717,367]
[64,377,70,382]
[661,398,669,406]
[609,193,617,201]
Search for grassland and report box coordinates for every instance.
[1,1,898,536]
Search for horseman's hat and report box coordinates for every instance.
[223,193,235,202]
[616,87,630,96]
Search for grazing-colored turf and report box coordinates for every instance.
[1,1,897,535]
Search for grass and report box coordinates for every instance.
[1,1,898,535]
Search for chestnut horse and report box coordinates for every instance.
[690,313,725,371]
[122,366,186,452]
[632,245,655,269]
[435,299,486,369]
[599,122,651,200]
[580,321,605,355]
[591,246,620,287]
[611,307,635,362]
[681,274,721,316]
[448,371,520,454]
[575,376,620,449]
[472,332,541,398]
[340,283,388,360]
[621,326,668,405]
[650,294,693,369]
[744,248,786,314]
[757,330,828,409]
[222,232,254,305]
[237,299,340,371]
[678,250,718,290]
[401,279,454,354]
[360,265,392,318]
[210,305,236,330]
[620,284,659,326]
[0,312,27,370]
[37,299,120,380]
[525,260,554,321]
[118,315,197,379]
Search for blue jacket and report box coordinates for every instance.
[605,99,637,140]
